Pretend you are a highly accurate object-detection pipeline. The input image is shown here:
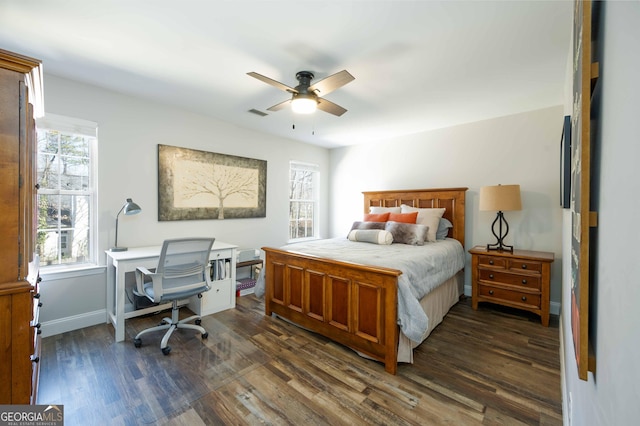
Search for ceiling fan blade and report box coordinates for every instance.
[247,72,297,93]
[309,70,354,96]
[267,99,292,112]
[316,97,347,117]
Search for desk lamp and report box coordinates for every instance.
[111,198,142,252]
[479,184,521,253]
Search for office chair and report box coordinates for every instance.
[133,237,215,355]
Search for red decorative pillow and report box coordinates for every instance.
[363,212,390,222]
[388,212,418,224]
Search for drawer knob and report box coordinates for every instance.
[521,279,527,285]
[31,355,39,363]
[489,260,494,265]
[33,293,41,299]
[38,302,43,307]
[521,264,527,269]
[489,274,494,279]
[521,296,527,301]
[33,322,41,329]
[488,290,494,295]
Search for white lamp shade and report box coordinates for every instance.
[479,184,522,211]
[291,96,317,114]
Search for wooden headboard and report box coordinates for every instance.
[363,187,468,248]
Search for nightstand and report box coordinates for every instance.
[469,246,554,326]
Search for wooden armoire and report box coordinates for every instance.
[0,48,44,404]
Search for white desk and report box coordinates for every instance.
[106,241,237,342]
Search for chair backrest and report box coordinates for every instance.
[155,238,215,299]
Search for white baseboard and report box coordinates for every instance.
[41,309,107,338]
[463,284,561,315]
[560,314,569,426]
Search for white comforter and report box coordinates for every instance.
[255,238,465,342]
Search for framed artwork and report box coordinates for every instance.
[560,115,571,208]
[158,144,267,221]
[570,0,597,381]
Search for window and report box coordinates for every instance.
[36,114,98,267]
[289,161,319,241]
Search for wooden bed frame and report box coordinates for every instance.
[262,187,467,374]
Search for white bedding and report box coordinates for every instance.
[255,238,465,342]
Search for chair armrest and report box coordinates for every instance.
[135,266,156,295]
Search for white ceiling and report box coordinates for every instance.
[0,0,572,149]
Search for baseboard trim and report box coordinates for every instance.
[41,309,107,338]
[559,314,569,426]
[463,285,561,315]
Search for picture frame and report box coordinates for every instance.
[158,144,267,221]
[570,0,597,381]
[560,115,571,208]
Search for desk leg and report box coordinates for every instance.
[106,256,127,343]
[106,256,115,326]
[115,264,127,342]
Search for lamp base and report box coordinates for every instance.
[110,246,128,252]
[487,211,514,253]
[486,242,514,253]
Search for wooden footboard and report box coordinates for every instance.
[262,247,402,374]
[263,187,467,374]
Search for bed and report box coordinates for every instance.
[256,187,467,374]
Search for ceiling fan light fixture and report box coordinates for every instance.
[291,94,317,114]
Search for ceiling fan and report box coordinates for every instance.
[247,70,354,116]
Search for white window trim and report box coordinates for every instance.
[288,161,320,243]
[36,113,99,270]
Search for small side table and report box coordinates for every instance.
[236,259,263,279]
[235,259,263,296]
[469,246,554,326]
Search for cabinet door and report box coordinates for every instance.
[0,68,21,284]
[19,81,37,280]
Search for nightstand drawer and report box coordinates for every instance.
[478,256,507,269]
[478,269,542,290]
[509,260,542,273]
[478,284,541,308]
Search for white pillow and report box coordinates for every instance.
[369,206,401,214]
[347,229,393,245]
[400,205,445,242]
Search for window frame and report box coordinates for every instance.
[35,113,98,270]
[288,161,320,242]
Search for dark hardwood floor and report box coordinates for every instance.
[37,296,562,425]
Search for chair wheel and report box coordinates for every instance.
[162,346,171,355]
[202,332,208,339]
[134,338,142,348]
[195,319,201,325]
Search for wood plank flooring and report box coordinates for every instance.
[37,296,562,425]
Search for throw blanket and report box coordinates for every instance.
[255,238,465,342]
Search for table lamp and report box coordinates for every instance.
[111,198,142,252]
[479,184,521,253]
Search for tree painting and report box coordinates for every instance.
[158,145,267,221]
[174,160,259,219]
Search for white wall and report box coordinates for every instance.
[329,106,565,303]
[39,75,330,334]
[561,2,640,424]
